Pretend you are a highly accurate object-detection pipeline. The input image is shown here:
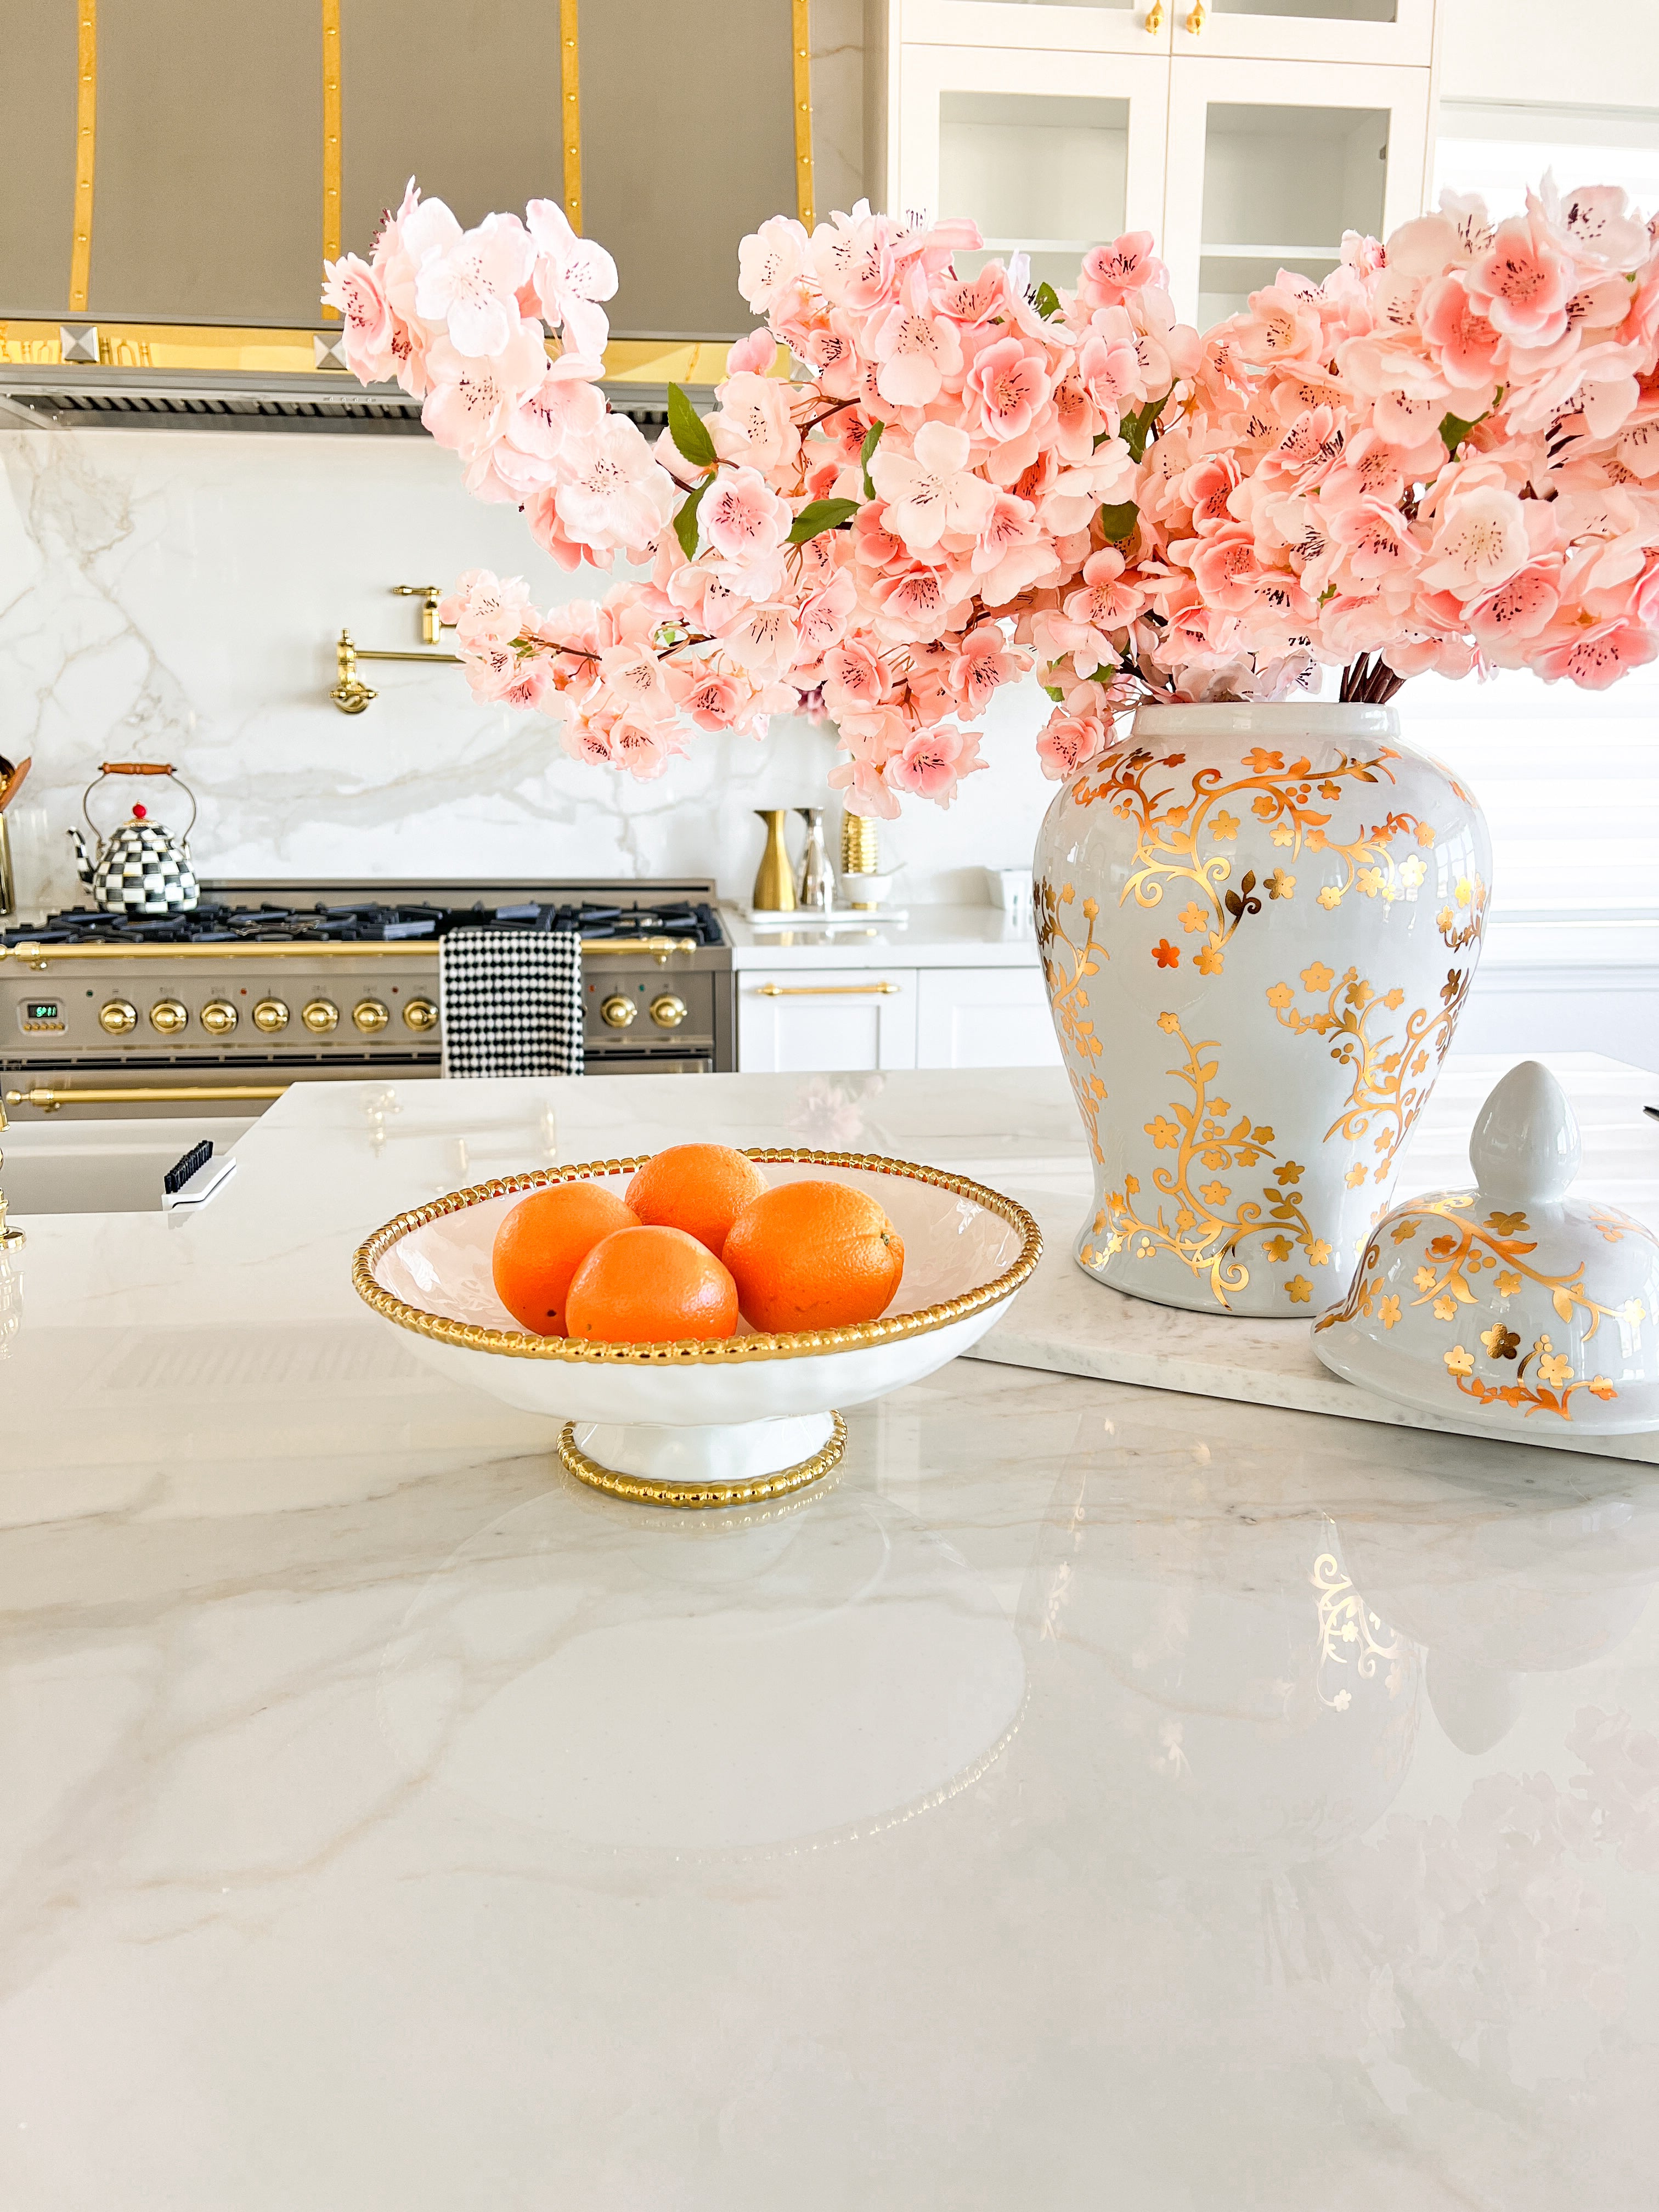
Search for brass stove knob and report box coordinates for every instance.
[352,998,390,1034]
[149,998,189,1036]
[650,993,689,1030]
[200,998,239,1036]
[402,996,439,1034]
[98,999,138,1036]
[301,998,340,1035]
[252,998,290,1034]
[599,993,637,1029]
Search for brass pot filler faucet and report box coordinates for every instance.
[331,584,462,713]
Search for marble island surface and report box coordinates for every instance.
[8,1066,1659,2207]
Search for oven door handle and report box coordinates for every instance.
[4,1083,292,1113]
[0,935,699,968]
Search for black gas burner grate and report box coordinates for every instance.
[4,897,727,950]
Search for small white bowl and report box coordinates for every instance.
[838,871,893,909]
[354,1149,1041,1507]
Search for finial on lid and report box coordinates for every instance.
[1468,1059,1581,1206]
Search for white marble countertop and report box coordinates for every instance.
[724,902,1041,968]
[8,1066,1659,2204]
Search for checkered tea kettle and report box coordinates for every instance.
[69,761,200,916]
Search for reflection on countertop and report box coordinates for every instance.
[7,1069,1659,2204]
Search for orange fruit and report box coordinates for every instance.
[624,1142,768,1256]
[722,1179,905,1333]
[491,1182,639,1336]
[565,1224,740,1343]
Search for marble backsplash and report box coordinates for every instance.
[0,422,1059,914]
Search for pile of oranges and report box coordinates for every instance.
[490,1143,906,1344]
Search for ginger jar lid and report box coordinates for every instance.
[1313,1062,1659,1437]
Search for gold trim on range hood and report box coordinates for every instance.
[0,325,764,427]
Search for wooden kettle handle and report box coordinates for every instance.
[99,761,175,776]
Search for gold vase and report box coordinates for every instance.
[840,810,879,877]
[752,809,797,912]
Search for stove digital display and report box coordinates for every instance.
[26,1002,59,1022]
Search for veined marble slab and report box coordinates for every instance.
[970,1052,1659,1464]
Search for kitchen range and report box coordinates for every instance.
[0,878,735,1119]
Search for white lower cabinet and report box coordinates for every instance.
[738,968,919,1073]
[915,967,1060,1070]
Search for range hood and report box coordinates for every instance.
[0,324,736,433]
[0,0,820,437]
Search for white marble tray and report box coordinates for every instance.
[970,1053,1659,1465]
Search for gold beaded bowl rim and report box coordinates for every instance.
[352,1147,1042,1363]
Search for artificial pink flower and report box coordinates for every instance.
[866,270,964,409]
[709,373,800,475]
[949,623,1024,714]
[1534,616,1659,687]
[1035,708,1107,781]
[421,327,547,454]
[738,216,808,314]
[526,199,618,361]
[870,422,995,551]
[964,331,1052,443]
[684,672,745,729]
[726,331,780,377]
[321,255,396,380]
[701,465,793,578]
[554,415,677,550]
[1469,211,1574,346]
[413,210,534,358]
[887,723,985,807]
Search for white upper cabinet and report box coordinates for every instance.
[1162,57,1432,323]
[896,44,1171,284]
[884,0,1439,326]
[1171,0,1437,69]
[903,1,1174,60]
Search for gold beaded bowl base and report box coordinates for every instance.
[354,1150,1041,1507]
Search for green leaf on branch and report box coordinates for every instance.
[1042,684,1066,702]
[1032,280,1061,320]
[1438,407,1488,456]
[668,381,718,470]
[673,472,714,561]
[1120,387,1174,465]
[860,418,885,500]
[1098,501,1138,544]
[787,497,860,546]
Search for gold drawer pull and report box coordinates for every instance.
[753,981,901,997]
[4,1083,291,1112]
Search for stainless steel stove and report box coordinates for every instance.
[0,878,734,1119]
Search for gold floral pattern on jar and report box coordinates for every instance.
[1068,741,1447,977]
[1082,1011,1331,1308]
[1265,955,1479,1188]
[1035,878,1108,1165]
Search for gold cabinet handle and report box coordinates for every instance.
[5,1083,291,1112]
[1146,1,1164,27]
[753,981,901,997]
[1184,1,1205,27]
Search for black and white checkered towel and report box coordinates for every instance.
[439,929,584,1077]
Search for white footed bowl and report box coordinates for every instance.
[354,1149,1041,1507]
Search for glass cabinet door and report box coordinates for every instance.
[1170,0,1435,67]
[896,44,1171,267]
[903,0,1173,60]
[1160,57,1430,324]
